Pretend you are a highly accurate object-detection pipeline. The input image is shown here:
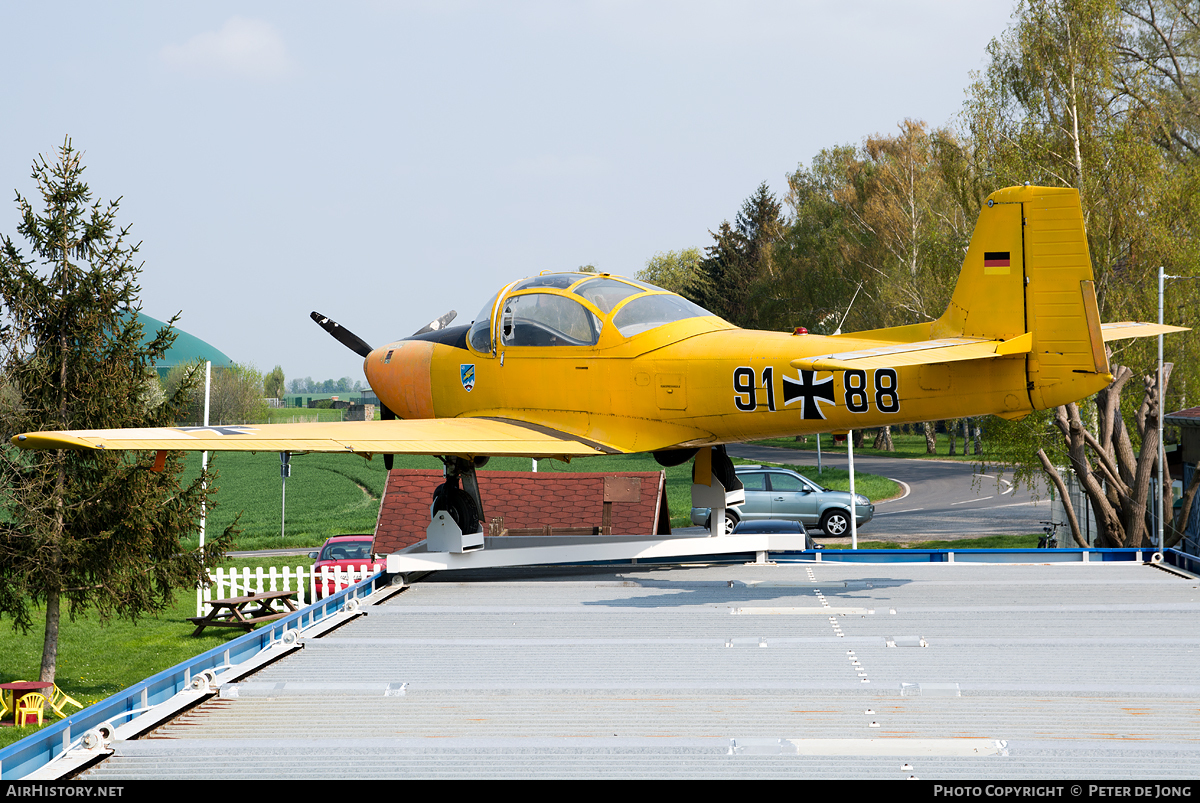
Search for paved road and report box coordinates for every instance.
[727,443,1051,543]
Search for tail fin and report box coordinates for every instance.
[933,185,1112,410]
[791,186,1185,411]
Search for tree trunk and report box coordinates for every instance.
[948,420,957,455]
[853,429,866,448]
[1037,449,1089,547]
[924,422,936,454]
[872,425,895,451]
[973,422,982,455]
[40,589,60,683]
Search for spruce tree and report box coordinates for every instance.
[0,139,234,682]
[687,182,783,327]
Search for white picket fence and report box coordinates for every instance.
[197,564,380,617]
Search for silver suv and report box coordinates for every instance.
[690,465,875,535]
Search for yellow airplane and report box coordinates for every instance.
[12,185,1186,534]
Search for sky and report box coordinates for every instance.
[0,1,1017,384]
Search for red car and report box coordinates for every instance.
[309,534,384,599]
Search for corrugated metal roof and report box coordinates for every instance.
[79,560,1200,779]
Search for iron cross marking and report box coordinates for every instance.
[782,371,836,420]
[174,425,258,436]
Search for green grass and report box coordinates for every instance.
[752,432,985,461]
[0,556,314,748]
[264,408,383,423]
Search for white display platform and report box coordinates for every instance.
[386,532,809,574]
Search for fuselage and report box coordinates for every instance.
[362,272,1047,455]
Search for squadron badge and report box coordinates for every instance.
[460,364,476,392]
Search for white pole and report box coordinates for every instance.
[848,430,858,550]
[816,432,823,474]
[1158,266,1165,562]
[199,361,211,553]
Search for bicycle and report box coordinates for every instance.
[1037,520,1063,549]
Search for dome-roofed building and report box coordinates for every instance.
[130,312,234,378]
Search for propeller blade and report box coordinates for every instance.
[311,311,373,358]
[411,310,457,337]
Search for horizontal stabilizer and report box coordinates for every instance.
[790,333,1032,372]
[1101,322,1190,341]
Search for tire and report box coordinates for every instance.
[432,483,481,534]
[820,510,850,537]
[653,448,699,468]
[704,510,740,533]
[712,447,737,491]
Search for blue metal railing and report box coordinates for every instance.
[0,571,384,781]
[781,547,1157,564]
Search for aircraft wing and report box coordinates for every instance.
[790,333,1033,372]
[11,417,616,460]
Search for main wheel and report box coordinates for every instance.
[820,509,850,536]
[432,483,481,534]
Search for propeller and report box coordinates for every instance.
[310,311,373,358]
[310,310,401,469]
[411,310,457,336]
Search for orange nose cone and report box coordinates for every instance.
[364,340,436,419]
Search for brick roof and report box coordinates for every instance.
[1166,406,1200,427]
[374,470,670,553]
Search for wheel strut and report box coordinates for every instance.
[434,456,486,534]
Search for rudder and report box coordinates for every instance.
[933,186,1113,411]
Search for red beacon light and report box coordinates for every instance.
[793,327,808,336]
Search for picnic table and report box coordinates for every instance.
[0,681,53,726]
[188,590,298,637]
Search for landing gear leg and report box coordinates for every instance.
[691,445,745,537]
[432,456,486,535]
[426,456,488,553]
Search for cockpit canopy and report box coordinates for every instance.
[467,272,717,353]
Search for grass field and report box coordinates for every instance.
[0,556,301,748]
[264,408,383,424]
[752,431,986,461]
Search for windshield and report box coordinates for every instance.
[318,540,374,561]
[468,290,501,352]
[612,293,713,337]
[499,293,601,347]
